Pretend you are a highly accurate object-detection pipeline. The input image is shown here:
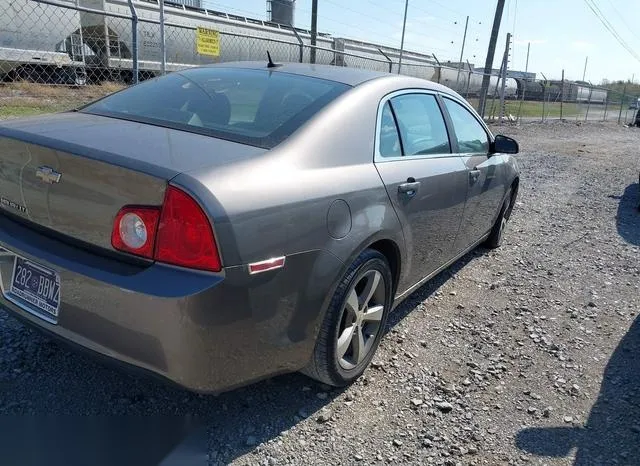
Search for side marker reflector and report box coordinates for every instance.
[248,256,286,275]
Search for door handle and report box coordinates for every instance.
[469,169,481,182]
[398,180,421,195]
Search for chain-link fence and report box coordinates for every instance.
[480,77,640,124]
[2,0,639,124]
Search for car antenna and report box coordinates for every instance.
[267,51,282,68]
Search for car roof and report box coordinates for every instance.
[202,61,452,91]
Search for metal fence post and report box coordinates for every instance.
[159,0,166,75]
[432,54,441,83]
[560,70,564,120]
[542,83,546,122]
[331,38,346,67]
[464,60,472,99]
[377,48,393,73]
[291,26,304,63]
[603,91,609,121]
[127,0,139,84]
[584,86,593,121]
[618,84,626,124]
[578,85,583,121]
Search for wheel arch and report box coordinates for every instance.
[368,238,402,297]
[507,176,520,219]
[316,230,405,325]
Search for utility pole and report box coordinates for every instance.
[499,32,511,122]
[398,0,409,74]
[478,0,506,117]
[456,15,469,86]
[582,56,588,81]
[310,0,318,64]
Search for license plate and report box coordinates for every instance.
[10,256,61,318]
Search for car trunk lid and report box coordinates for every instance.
[0,112,266,252]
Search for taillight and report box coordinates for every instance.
[111,207,160,259]
[111,186,222,272]
[155,186,221,272]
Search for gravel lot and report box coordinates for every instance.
[0,121,639,466]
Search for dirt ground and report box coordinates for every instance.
[0,120,639,466]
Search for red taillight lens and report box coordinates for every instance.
[111,186,221,272]
[111,207,160,259]
[155,186,222,272]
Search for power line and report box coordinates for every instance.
[604,0,640,43]
[369,0,468,18]
[364,0,468,26]
[308,1,470,55]
[205,0,461,60]
[582,0,640,63]
[584,0,640,61]
[205,1,394,47]
[325,0,467,37]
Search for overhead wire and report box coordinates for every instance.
[204,0,398,47]
[323,0,468,37]
[375,0,468,19]
[203,0,472,61]
[582,0,640,63]
[304,0,470,56]
[604,0,640,43]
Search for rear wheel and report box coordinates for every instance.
[637,173,640,211]
[485,188,513,249]
[302,249,392,386]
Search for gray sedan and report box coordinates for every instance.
[0,62,519,393]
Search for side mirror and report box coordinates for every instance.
[491,134,519,154]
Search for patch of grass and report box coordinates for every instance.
[465,98,583,118]
[488,100,578,118]
[0,82,125,119]
[3,81,124,100]
[0,104,68,119]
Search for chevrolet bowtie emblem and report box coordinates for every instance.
[36,166,62,184]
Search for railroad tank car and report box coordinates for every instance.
[0,0,86,83]
[444,70,517,98]
[0,0,530,100]
[576,86,607,103]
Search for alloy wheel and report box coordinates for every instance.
[336,269,386,370]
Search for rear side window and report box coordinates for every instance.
[80,68,350,149]
[389,93,450,156]
[378,102,402,157]
[442,98,490,154]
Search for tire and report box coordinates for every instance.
[302,249,393,387]
[485,188,514,249]
[637,173,640,211]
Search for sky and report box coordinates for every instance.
[201,0,640,84]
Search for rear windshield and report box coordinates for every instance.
[81,67,350,149]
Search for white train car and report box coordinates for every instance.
[0,0,86,83]
[576,85,607,104]
[0,0,520,99]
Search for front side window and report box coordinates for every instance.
[80,67,350,149]
[388,93,451,156]
[443,98,490,154]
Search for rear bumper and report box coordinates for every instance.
[0,214,343,393]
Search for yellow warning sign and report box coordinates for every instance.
[196,27,220,57]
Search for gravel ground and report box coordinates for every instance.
[0,121,639,466]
